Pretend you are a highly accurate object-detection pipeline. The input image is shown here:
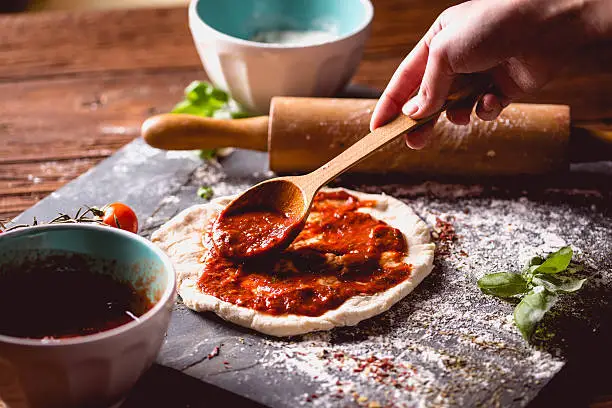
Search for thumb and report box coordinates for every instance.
[402,33,456,119]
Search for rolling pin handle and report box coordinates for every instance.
[141,114,269,151]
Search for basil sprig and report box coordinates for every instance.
[478,272,528,297]
[171,81,251,160]
[477,246,585,341]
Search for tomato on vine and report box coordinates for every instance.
[101,202,138,233]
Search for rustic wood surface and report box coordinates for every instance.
[0,2,611,406]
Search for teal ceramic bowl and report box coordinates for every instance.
[189,0,374,113]
[0,224,176,408]
[194,0,373,43]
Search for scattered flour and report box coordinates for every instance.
[145,159,611,407]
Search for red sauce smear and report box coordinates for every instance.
[212,209,294,258]
[0,254,153,339]
[199,191,412,317]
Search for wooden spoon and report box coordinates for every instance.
[212,77,488,259]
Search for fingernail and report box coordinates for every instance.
[402,98,419,117]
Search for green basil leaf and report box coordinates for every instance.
[532,274,586,293]
[533,246,573,274]
[478,272,528,297]
[527,256,544,267]
[566,262,584,274]
[184,81,229,103]
[172,81,249,120]
[209,87,229,103]
[198,149,217,161]
[197,186,214,200]
[521,264,540,282]
[521,256,544,281]
[170,81,251,165]
[514,288,558,340]
[185,81,213,102]
[207,98,228,110]
[171,100,207,115]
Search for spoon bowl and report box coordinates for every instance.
[222,177,310,218]
[211,177,314,258]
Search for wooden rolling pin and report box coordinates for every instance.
[142,97,612,176]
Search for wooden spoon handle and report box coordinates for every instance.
[301,76,490,191]
[141,114,269,151]
[303,113,421,189]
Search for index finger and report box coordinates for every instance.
[369,39,428,131]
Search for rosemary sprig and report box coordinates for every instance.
[1,206,107,233]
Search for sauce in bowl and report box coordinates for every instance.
[0,253,153,339]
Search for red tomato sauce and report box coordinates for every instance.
[212,210,294,258]
[198,191,412,317]
[0,254,153,339]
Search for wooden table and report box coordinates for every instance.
[0,2,611,407]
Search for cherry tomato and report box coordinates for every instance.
[102,202,138,233]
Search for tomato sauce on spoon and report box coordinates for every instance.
[212,208,297,258]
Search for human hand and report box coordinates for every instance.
[370,0,611,149]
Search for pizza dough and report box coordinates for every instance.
[151,188,435,337]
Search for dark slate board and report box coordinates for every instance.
[14,139,612,408]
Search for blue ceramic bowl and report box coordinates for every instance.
[189,0,374,113]
[194,0,373,43]
[0,224,176,408]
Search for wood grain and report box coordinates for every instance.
[0,8,200,81]
[0,68,203,219]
